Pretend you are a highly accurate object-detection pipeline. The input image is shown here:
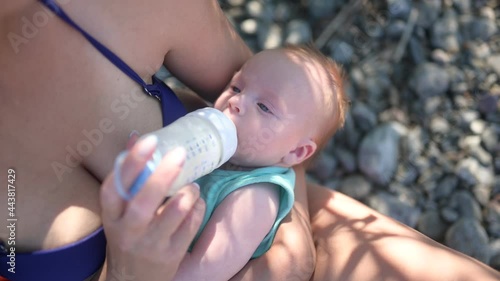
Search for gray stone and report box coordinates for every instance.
[336,112,361,151]
[402,126,428,161]
[434,175,458,201]
[246,1,263,18]
[431,10,460,53]
[240,18,258,35]
[418,210,448,241]
[447,190,482,221]
[479,7,495,21]
[459,110,480,129]
[485,198,500,238]
[472,184,490,206]
[469,18,498,41]
[333,147,357,173]
[481,125,499,153]
[388,182,420,206]
[227,0,244,6]
[285,19,312,44]
[490,239,500,270]
[453,0,472,14]
[417,167,441,195]
[470,119,487,134]
[273,2,291,22]
[423,96,442,116]
[351,102,377,132]
[431,49,453,65]
[308,0,338,19]
[358,123,406,185]
[445,65,466,85]
[429,116,451,134]
[415,0,442,28]
[350,67,365,90]
[365,75,392,102]
[467,41,491,59]
[456,157,495,186]
[324,178,341,191]
[409,37,427,65]
[394,162,419,185]
[479,73,498,92]
[387,0,412,20]
[487,55,500,79]
[460,135,493,166]
[368,191,421,227]
[409,63,450,99]
[309,153,337,182]
[445,218,490,264]
[386,19,406,39]
[330,40,354,65]
[257,22,282,50]
[441,207,460,223]
[339,174,373,200]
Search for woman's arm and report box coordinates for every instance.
[308,182,500,281]
[173,183,280,281]
[163,0,252,102]
[230,165,316,281]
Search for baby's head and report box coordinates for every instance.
[215,45,349,168]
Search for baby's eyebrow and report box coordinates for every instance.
[264,91,286,117]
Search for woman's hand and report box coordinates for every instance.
[99,136,205,281]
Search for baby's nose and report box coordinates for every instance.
[229,96,244,115]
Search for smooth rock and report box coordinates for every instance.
[409,63,450,99]
[339,174,373,200]
[445,218,490,264]
[358,123,406,185]
[368,191,421,227]
[418,210,448,241]
[285,19,312,44]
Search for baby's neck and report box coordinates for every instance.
[220,161,290,171]
[220,162,253,171]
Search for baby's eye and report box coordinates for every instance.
[231,86,241,94]
[257,103,272,114]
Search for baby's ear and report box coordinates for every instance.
[282,139,317,167]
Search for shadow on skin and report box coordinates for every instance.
[308,182,500,281]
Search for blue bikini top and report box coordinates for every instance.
[40,0,187,127]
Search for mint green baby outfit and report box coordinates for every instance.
[190,166,295,258]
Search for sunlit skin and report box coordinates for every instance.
[214,49,329,169]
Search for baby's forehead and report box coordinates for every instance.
[241,48,327,101]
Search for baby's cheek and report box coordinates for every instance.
[213,96,226,110]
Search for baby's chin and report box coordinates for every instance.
[228,151,281,169]
[227,152,257,169]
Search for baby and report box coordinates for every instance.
[173,45,349,281]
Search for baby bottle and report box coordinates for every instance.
[115,107,237,199]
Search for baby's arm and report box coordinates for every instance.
[172,183,280,281]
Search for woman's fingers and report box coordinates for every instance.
[121,147,186,230]
[101,135,158,222]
